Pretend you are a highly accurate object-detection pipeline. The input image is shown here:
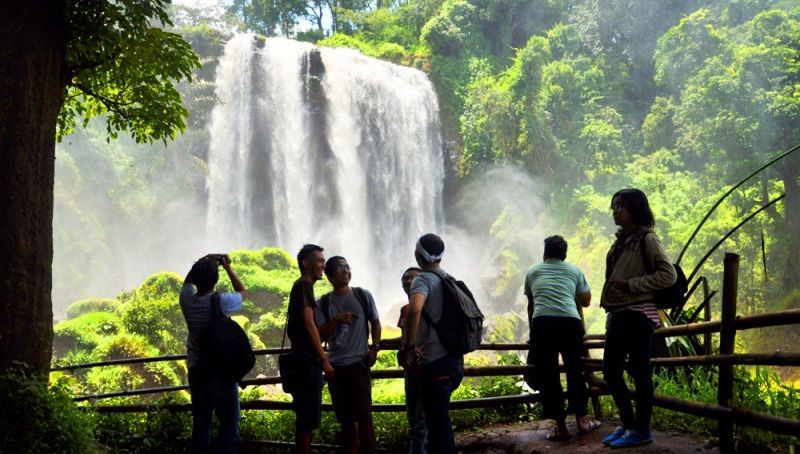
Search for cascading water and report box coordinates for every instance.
[206,34,444,307]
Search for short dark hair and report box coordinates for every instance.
[324,256,346,276]
[191,258,218,292]
[297,244,323,273]
[611,188,655,228]
[402,266,422,277]
[417,233,444,263]
[543,235,568,260]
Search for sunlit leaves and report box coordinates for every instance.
[57,0,200,144]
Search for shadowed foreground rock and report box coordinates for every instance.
[455,419,719,453]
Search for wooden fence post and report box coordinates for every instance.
[718,253,739,452]
[704,277,712,355]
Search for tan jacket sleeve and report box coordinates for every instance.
[628,233,677,293]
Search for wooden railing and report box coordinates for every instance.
[53,253,800,451]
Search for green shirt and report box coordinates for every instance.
[524,259,590,320]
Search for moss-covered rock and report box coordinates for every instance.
[65,298,120,319]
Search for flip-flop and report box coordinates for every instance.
[547,427,572,442]
[577,419,602,435]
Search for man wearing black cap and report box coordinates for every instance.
[400,233,464,454]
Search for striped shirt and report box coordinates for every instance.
[617,302,661,326]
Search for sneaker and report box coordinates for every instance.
[609,430,653,448]
[602,426,627,446]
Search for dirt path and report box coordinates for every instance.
[456,419,718,453]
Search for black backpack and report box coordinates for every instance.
[640,233,689,310]
[198,293,255,386]
[422,270,484,354]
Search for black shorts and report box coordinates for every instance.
[328,362,372,424]
[290,361,324,431]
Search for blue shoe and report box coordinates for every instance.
[609,430,653,448]
[602,426,627,446]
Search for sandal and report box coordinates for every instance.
[546,426,572,442]
[577,419,602,435]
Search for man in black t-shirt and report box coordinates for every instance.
[287,244,333,454]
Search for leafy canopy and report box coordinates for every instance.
[57,0,200,143]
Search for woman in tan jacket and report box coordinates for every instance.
[600,189,676,449]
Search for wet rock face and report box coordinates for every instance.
[306,48,324,78]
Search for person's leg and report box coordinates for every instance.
[532,317,567,429]
[405,371,427,454]
[420,354,463,454]
[561,317,589,419]
[211,378,240,453]
[626,312,655,435]
[341,422,358,454]
[292,360,323,454]
[352,365,376,454]
[295,429,312,454]
[602,311,635,430]
[189,368,213,454]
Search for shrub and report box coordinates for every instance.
[53,311,123,356]
[66,298,121,319]
[0,368,95,453]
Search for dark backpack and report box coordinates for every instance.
[640,233,689,310]
[422,270,484,354]
[198,293,255,386]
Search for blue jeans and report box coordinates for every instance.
[603,309,655,433]
[420,353,464,454]
[404,370,427,454]
[189,367,240,453]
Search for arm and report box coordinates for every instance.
[221,255,247,300]
[576,291,591,308]
[403,292,425,348]
[303,305,334,377]
[370,317,382,349]
[628,235,677,293]
[317,311,357,341]
[524,271,534,322]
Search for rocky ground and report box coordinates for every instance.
[455,418,719,453]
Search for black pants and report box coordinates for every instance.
[531,316,589,420]
[603,309,655,433]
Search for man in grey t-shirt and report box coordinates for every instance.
[401,233,464,454]
[316,256,381,453]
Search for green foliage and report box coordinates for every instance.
[66,298,121,319]
[92,394,192,453]
[120,272,186,353]
[0,368,95,453]
[53,311,123,356]
[58,0,200,144]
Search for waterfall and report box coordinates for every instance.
[206,34,444,307]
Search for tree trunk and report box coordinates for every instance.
[0,0,67,376]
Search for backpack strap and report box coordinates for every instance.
[320,293,332,324]
[352,287,371,337]
[420,270,445,327]
[210,292,223,319]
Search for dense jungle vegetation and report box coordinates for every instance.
[6,0,798,451]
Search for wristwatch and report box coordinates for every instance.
[370,343,381,351]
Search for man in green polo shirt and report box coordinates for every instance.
[524,235,596,441]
